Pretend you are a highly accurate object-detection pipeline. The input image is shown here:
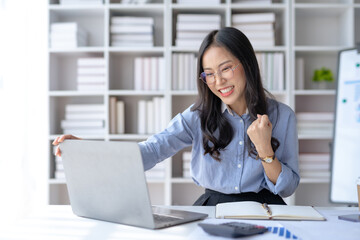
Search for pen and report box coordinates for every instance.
[262,203,272,217]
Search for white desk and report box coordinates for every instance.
[0,205,359,240]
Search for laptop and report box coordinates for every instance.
[59,140,208,229]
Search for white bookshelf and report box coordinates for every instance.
[48,0,359,206]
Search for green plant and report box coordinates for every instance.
[312,67,334,82]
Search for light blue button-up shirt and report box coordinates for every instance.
[138,99,300,198]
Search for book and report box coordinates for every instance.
[296,112,334,122]
[116,100,125,134]
[111,16,154,25]
[232,12,276,24]
[299,153,330,163]
[215,201,326,221]
[109,97,117,134]
[177,14,221,23]
[138,100,147,134]
[295,57,304,90]
[233,23,273,31]
[77,58,105,67]
[110,25,153,34]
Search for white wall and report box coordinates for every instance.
[0,0,48,223]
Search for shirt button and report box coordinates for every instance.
[235,186,238,190]
[239,141,243,145]
[240,119,244,124]
[237,164,241,168]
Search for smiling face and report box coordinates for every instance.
[202,46,247,116]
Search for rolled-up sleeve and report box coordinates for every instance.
[138,107,195,171]
[264,109,300,197]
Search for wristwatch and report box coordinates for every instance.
[256,154,275,163]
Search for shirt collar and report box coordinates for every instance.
[221,102,249,116]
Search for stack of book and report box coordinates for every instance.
[182,151,191,178]
[175,14,221,48]
[255,52,284,91]
[110,16,154,47]
[296,112,334,137]
[77,58,106,91]
[145,161,166,180]
[109,97,125,134]
[299,153,330,179]
[59,0,103,5]
[61,104,106,136]
[172,53,197,91]
[177,0,220,4]
[134,57,165,91]
[232,12,276,47]
[137,97,166,134]
[50,22,87,49]
[53,147,65,180]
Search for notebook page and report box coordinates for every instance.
[269,205,325,220]
[216,201,268,219]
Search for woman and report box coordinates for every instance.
[54,27,299,206]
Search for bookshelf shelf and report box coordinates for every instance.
[109,4,165,10]
[109,47,164,53]
[49,134,106,140]
[49,47,106,53]
[47,0,355,207]
[49,91,105,96]
[108,90,166,96]
[49,5,105,10]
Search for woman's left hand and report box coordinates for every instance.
[247,114,274,156]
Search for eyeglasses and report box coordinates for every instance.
[199,63,240,85]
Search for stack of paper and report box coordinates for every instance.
[77,58,106,91]
[50,22,87,49]
[134,57,165,91]
[61,104,106,136]
[137,97,166,134]
[256,52,284,91]
[110,16,154,47]
[175,14,221,48]
[299,153,330,179]
[172,53,197,91]
[232,12,276,47]
[296,112,334,137]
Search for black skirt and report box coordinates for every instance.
[193,188,286,206]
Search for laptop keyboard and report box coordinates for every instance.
[153,214,183,223]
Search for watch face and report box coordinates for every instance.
[264,157,273,163]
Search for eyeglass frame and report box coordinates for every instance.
[199,63,240,85]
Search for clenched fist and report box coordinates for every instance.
[247,114,274,157]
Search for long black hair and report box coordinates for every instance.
[191,27,279,161]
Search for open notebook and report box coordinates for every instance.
[215,201,326,221]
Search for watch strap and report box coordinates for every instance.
[256,154,275,163]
